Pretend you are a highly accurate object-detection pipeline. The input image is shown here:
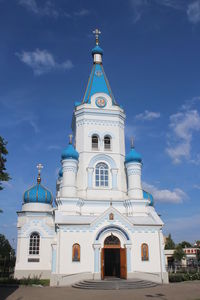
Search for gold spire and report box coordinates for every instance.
[69,134,73,144]
[36,163,43,184]
[93,28,101,45]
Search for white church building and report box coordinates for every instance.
[14,30,168,286]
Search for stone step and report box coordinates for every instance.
[72,279,158,290]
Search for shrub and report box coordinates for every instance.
[0,276,49,286]
[169,272,200,282]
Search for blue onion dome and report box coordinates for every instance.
[61,136,79,161]
[92,45,103,56]
[58,168,63,177]
[24,172,53,204]
[143,190,154,206]
[125,146,142,164]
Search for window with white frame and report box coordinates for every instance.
[29,232,40,255]
[95,162,109,187]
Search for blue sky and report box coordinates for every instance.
[1,0,200,248]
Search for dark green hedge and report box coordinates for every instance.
[0,277,50,286]
[169,273,200,282]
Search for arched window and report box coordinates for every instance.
[72,243,80,262]
[104,135,111,150]
[92,135,99,150]
[29,232,40,255]
[95,162,109,187]
[141,243,149,261]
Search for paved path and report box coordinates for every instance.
[1,281,200,300]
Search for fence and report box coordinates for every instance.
[166,265,200,274]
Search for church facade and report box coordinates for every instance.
[14,31,168,286]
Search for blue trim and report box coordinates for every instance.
[96,225,130,241]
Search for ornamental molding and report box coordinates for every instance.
[127,169,141,176]
[77,119,124,128]
[63,166,77,173]
[19,218,55,238]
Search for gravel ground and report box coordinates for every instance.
[1,281,200,300]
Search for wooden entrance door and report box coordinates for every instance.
[101,248,104,279]
[120,248,127,279]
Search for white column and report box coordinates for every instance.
[125,244,132,273]
[51,243,57,273]
[93,244,101,279]
[111,168,118,190]
[87,167,94,188]
[60,159,78,197]
[126,162,143,199]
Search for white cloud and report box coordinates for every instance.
[16,49,73,75]
[143,182,187,203]
[155,0,182,10]
[74,9,90,17]
[18,0,90,19]
[18,0,59,18]
[166,214,200,232]
[166,108,200,164]
[135,110,161,121]
[193,184,200,189]
[187,1,200,24]
[130,0,183,23]
[130,0,148,23]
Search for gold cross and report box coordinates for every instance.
[93,28,101,45]
[36,163,43,176]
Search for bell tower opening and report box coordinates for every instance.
[101,234,127,279]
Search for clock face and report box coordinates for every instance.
[95,98,107,108]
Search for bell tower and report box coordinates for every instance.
[72,29,127,200]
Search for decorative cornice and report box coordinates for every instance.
[127,169,141,176]
[76,119,124,128]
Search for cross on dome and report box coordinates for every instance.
[36,163,43,183]
[93,28,101,45]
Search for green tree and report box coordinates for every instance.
[173,245,186,263]
[179,241,192,248]
[165,234,175,249]
[0,136,10,191]
[0,234,15,259]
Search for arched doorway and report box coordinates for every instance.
[101,234,127,279]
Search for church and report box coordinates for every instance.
[14,30,168,286]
